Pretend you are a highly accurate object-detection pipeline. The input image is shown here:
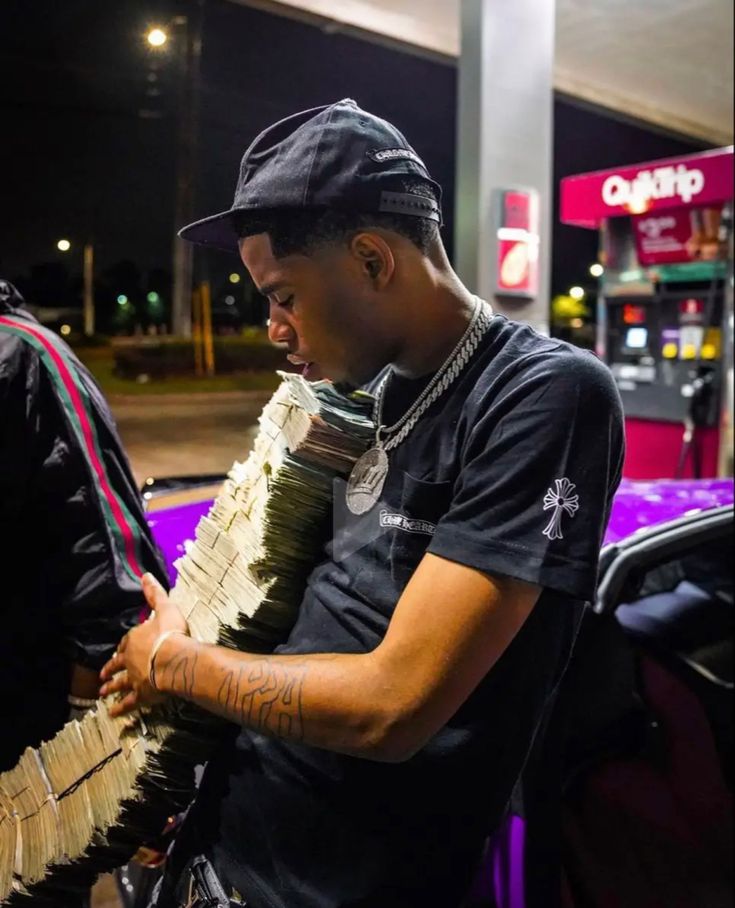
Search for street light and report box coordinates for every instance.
[589,263,604,278]
[55,237,95,337]
[569,286,585,300]
[141,6,203,337]
[146,27,168,48]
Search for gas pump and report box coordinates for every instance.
[560,147,733,479]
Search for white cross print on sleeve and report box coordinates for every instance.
[542,478,580,540]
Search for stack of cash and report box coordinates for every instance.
[0,749,58,887]
[0,374,372,904]
[0,698,160,904]
[171,374,372,649]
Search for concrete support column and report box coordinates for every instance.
[455,0,555,333]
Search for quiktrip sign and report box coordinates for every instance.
[560,147,733,228]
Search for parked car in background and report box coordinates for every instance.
[143,475,734,582]
[127,475,733,908]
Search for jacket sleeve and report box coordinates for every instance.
[2,334,168,670]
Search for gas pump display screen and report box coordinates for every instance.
[624,326,648,349]
[623,304,647,325]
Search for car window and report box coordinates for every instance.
[616,525,733,684]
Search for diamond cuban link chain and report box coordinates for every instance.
[345,297,493,515]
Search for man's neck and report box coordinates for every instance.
[390,283,479,379]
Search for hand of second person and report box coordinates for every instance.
[100,573,188,717]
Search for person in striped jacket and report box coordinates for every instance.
[0,279,168,772]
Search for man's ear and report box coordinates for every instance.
[350,232,395,289]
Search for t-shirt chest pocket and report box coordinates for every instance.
[386,473,453,589]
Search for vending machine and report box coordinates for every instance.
[560,147,733,479]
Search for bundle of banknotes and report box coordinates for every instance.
[0,374,373,905]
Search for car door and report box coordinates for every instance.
[559,503,733,908]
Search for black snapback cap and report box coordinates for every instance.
[178,98,442,253]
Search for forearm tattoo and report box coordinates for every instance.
[157,646,310,741]
[164,649,198,698]
[216,659,307,740]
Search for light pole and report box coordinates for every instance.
[146,6,204,338]
[57,238,95,337]
[83,243,94,336]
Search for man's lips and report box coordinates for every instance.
[287,353,321,380]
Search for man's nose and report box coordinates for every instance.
[267,305,294,346]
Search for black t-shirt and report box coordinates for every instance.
[181,316,625,908]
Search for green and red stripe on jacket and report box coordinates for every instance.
[0,314,147,583]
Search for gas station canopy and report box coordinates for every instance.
[242,0,734,145]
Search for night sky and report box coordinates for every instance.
[1,0,708,315]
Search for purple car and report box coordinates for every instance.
[140,476,733,908]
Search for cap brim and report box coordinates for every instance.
[178,209,240,253]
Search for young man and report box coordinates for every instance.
[0,279,168,773]
[102,99,624,907]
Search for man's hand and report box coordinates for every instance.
[98,554,542,760]
[100,573,188,717]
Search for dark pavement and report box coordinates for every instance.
[109,391,271,484]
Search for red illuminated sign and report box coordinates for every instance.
[679,298,705,325]
[560,147,733,228]
[633,206,724,265]
[495,189,539,298]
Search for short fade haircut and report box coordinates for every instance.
[235,181,440,257]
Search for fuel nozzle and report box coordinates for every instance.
[688,364,715,427]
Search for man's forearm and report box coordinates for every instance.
[102,558,540,762]
[153,636,399,759]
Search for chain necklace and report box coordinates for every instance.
[345,296,493,515]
